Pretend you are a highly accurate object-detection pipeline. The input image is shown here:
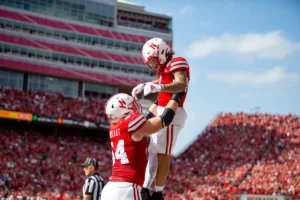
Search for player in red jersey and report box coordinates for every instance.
[101,92,184,200]
[132,38,190,200]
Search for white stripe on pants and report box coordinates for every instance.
[147,106,186,155]
[148,124,182,155]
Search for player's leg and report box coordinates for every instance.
[142,134,159,200]
[101,182,115,200]
[155,153,171,188]
[143,133,159,190]
[128,183,142,200]
[102,182,141,200]
[141,155,156,200]
[152,124,182,199]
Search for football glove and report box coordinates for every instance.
[131,83,146,99]
[143,82,164,96]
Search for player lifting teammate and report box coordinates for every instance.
[132,38,190,200]
[101,92,184,200]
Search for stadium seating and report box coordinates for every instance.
[0,125,112,200]
[0,33,145,66]
[0,21,142,53]
[117,19,171,34]
[0,58,144,86]
[0,87,109,124]
[0,8,172,45]
[165,112,300,199]
[0,107,299,199]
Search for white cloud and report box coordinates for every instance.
[187,31,300,59]
[178,5,194,16]
[207,66,299,85]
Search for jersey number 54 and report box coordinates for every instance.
[111,140,129,164]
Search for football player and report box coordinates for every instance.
[132,38,190,200]
[101,92,184,200]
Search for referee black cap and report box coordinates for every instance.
[81,157,99,167]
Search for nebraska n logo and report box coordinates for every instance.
[149,43,158,49]
[118,98,127,108]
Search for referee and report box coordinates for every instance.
[81,158,105,200]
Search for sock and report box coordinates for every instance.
[143,153,158,189]
[155,186,164,192]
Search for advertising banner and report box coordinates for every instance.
[0,110,32,121]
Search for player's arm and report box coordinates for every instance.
[161,70,187,93]
[83,194,92,200]
[145,99,158,119]
[151,79,159,84]
[143,71,188,96]
[131,93,183,142]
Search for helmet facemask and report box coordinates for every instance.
[105,93,142,124]
[146,56,160,72]
[128,98,142,114]
[142,38,171,76]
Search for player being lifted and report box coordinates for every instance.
[132,38,190,200]
[101,92,184,200]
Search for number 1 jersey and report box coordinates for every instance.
[108,113,148,186]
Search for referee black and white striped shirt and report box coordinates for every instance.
[82,173,104,200]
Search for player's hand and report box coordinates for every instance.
[131,83,146,99]
[143,82,164,96]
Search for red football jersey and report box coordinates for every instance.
[158,57,190,107]
[108,113,148,186]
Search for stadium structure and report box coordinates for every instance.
[0,0,172,198]
[0,0,299,200]
[0,0,173,124]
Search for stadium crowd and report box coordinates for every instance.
[0,90,299,199]
[165,112,300,199]
[0,87,108,124]
[0,125,112,200]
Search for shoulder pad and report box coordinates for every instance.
[127,113,146,133]
[165,57,189,73]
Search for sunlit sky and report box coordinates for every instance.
[134,0,300,155]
